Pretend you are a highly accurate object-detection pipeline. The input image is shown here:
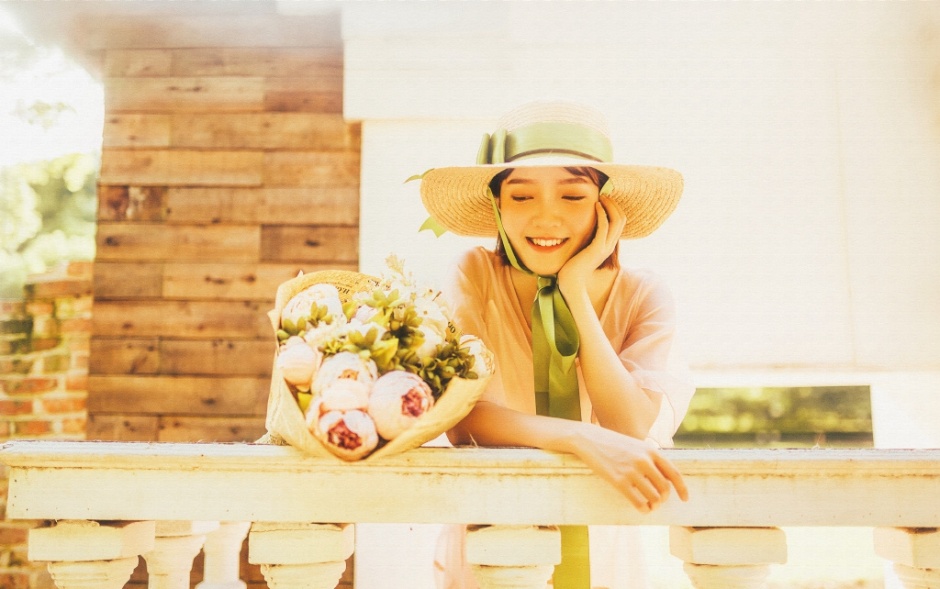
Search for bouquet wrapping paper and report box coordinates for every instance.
[261,267,493,462]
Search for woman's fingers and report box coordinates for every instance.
[654,452,690,502]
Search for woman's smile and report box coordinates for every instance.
[498,167,600,275]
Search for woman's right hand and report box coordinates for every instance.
[568,423,689,513]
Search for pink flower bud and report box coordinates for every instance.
[308,408,378,461]
[276,341,321,391]
[367,371,434,440]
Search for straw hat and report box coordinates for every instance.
[419,101,684,239]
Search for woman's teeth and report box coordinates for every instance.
[528,237,565,247]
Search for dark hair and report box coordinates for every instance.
[490,166,620,270]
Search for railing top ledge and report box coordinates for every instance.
[2,440,940,476]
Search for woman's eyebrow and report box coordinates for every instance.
[557,177,591,185]
[504,178,536,185]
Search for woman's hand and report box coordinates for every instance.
[557,195,626,297]
[569,422,688,513]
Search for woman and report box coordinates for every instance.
[419,101,694,588]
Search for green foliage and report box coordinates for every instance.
[0,152,98,298]
[675,386,873,448]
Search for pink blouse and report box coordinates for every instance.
[444,246,694,447]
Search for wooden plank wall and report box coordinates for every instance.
[83,9,360,445]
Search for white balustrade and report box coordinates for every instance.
[2,441,939,589]
[196,522,251,589]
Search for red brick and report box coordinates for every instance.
[24,301,54,316]
[0,337,30,355]
[0,400,34,416]
[70,352,89,370]
[60,417,87,435]
[58,317,92,335]
[0,302,26,316]
[0,523,30,546]
[0,356,35,375]
[61,333,90,353]
[13,420,52,436]
[66,261,93,280]
[0,422,11,438]
[29,338,60,352]
[0,377,59,395]
[25,279,92,299]
[65,373,88,392]
[38,396,85,414]
[0,571,31,589]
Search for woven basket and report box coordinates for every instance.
[261,269,492,462]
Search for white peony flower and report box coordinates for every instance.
[312,351,378,394]
[307,408,378,461]
[318,378,370,412]
[367,371,434,440]
[281,283,346,327]
[415,326,444,360]
[460,334,493,379]
[275,341,321,391]
[413,296,449,335]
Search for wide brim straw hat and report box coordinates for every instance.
[419,100,684,239]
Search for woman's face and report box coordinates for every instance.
[497,167,601,276]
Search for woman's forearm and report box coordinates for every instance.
[566,289,661,438]
[447,400,581,453]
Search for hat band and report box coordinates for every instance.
[477,121,613,165]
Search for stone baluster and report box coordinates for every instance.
[669,526,787,589]
[196,522,251,589]
[874,527,940,588]
[143,521,220,589]
[28,520,155,589]
[248,522,354,589]
[465,525,560,589]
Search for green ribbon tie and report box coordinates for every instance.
[489,190,589,589]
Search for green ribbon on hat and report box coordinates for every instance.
[487,190,590,589]
[478,120,612,165]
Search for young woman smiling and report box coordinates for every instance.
[419,101,694,589]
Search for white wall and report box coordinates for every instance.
[347,2,940,374]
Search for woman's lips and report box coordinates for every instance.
[526,237,568,252]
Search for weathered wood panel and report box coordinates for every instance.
[156,416,267,443]
[98,186,166,221]
[169,47,343,77]
[99,149,264,186]
[163,186,359,225]
[170,113,358,150]
[93,262,163,298]
[106,77,265,112]
[92,301,271,339]
[160,339,274,376]
[264,76,343,113]
[260,226,359,263]
[89,338,160,375]
[85,414,160,442]
[87,375,268,416]
[103,114,171,147]
[162,262,358,300]
[103,49,172,77]
[77,14,342,50]
[96,223,260,262]
[263,152,359,187]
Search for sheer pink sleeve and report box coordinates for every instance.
[442,248,508,406]
[617,272,695,446]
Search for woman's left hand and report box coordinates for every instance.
[557,195,626,296]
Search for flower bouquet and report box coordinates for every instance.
[261,256,493,462]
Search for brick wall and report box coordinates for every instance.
[0,261,93,589]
